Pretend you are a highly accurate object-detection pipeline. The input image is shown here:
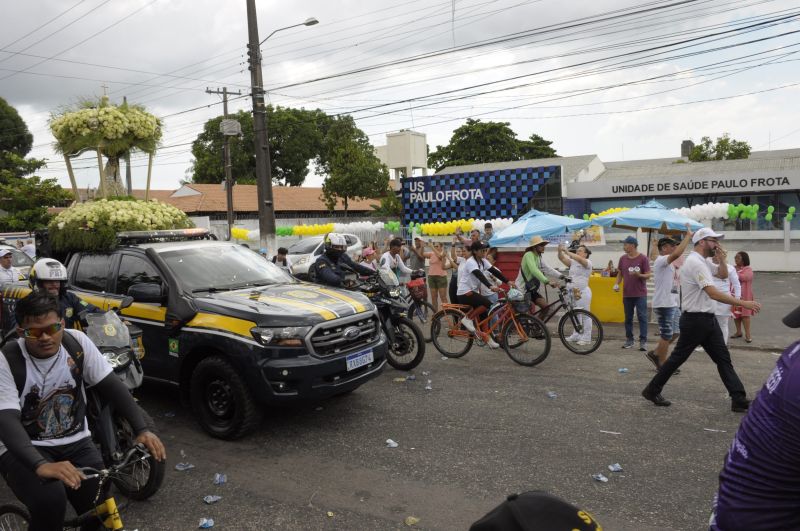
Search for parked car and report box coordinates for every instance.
[288,234,364,279]
[0,244,33,279]
[0,229,386,440]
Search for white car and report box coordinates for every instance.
[287,234,364,279]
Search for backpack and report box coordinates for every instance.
[1,331,84,397]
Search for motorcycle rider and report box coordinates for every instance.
[0,291,166,530]
[28,259,100,329]
[312,233,376,288]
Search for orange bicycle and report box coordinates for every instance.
[430,288,551,366]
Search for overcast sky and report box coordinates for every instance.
[3,0,799,192]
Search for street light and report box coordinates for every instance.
[245,1,319,253]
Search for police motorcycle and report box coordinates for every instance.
[346,267,425,371]
[81,296,165,500]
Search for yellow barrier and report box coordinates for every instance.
[589,275,625,323]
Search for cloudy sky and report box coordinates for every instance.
[3,0,799,192]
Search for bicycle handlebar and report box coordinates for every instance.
[78,444,151,479]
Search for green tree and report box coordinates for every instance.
[370,187,402,217]
[189,106,325,186]
[427,119,558,171]
[0,96,33,167]
[689,133,751,161]
[321,139,389,216]
[518,133,558,159]
[0,153,71,231]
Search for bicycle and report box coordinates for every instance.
[526,277,603,355]
[431,287,551,366]
[0,444,151,530]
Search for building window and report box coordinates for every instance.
[530,173,563,214]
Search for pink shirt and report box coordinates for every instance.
[426,251,446,276]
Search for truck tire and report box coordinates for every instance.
[190,356,263,440]
[112,407,166,500]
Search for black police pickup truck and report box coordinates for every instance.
[0,229,387,439]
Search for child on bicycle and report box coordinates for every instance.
[456,241,509,348]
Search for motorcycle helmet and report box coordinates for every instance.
[324,233,348,260]
[29,259,68,297]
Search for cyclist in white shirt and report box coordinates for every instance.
[456,241,508,348]
[641,228,762,411]
[380,238,414,279]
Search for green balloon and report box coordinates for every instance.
[767,205,775,213]
[787,214,795,222]
[765,213,773,221]
[789,206,797,214]
[583,214,589,220]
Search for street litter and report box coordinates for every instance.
[441,356,448,360]
[326,511,334,518]
[608,463,623,472]
[703,428,727,433]
[599,430,621,435]
[422,371,429,376]
[393,377,407,382]
[203,495,222,505]
[180,449,187,458]
[174,462,194,471]
[406,374,416,381]
[592,473,609,483]
[386,439,399,448]
[424,380,432,391]
[618,368,629,373]
[213,473,227,485]
[546,391,558,399]
[404,516,420,526]
[198,518,214,529]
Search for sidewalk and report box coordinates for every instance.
[599,271,799,353]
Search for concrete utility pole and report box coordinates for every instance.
[123,96,132,196]
[206,87,242,240]
[245,0,275,253]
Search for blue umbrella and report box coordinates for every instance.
[490,209,591,247]
[590,200,704,234]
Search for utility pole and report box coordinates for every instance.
[206,87,242,240]
[123,96,132,196]
[245,0,276,254]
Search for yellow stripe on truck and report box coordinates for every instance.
[186,313,257,338]
[315,288,367,313]
[256,296,337,321]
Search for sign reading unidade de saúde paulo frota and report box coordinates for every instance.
[568,175,797,198]
[402,167,558,224]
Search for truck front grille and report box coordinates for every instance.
[309,314,380,357]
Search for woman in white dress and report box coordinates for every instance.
[556,243,593,344]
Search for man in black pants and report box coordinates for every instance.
[641,228,762,411]
[0,292,166,530]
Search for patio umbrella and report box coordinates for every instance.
[590,200,704,234]
[489,209,591,247]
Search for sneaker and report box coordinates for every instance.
[731,399,750,413]
[622,340,635,349]
[486,337,500,349]
[565,334,579,342]
[645,350,660,369]
[639,341,647,352]
[576,340,591,346]
[460,317,476,333]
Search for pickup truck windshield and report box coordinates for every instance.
[160,244,294,292]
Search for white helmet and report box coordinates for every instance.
[325,233,347,249]
[29,259,68,292]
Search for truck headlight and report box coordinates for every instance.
[251,326,311,346]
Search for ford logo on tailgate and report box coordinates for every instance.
[342,326,361,339]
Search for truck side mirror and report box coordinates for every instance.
[128,283,165,303]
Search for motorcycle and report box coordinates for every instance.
[349,268,425,371]
[82,297,165,501]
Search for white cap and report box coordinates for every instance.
[692,227,724,244]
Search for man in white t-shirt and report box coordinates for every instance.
[0,249,20,283]
[380,238,414,279]
[641,228,762,411]
[646,230,691,369]
[0,292,166,529]
[708,252,740,345]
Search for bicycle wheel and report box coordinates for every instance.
[385,316,426,371]
[558,309,603,355]
[0,504,30,530]
[407,300,435,343]
[502,313,551,367]
[431,308,473,358]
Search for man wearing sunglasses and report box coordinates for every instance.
[0,292,167,530]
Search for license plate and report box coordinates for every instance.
[346,349,374,371]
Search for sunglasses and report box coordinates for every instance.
[20,322,63,338]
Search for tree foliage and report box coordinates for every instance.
[370,188,403,217]
[321,136,389,215]
[0,153,70,232]
[189,106,327,187]
[427,119,558,171]
[688,133,751,162]
[0,96,33,165]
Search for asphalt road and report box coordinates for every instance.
[30,334,787,531]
